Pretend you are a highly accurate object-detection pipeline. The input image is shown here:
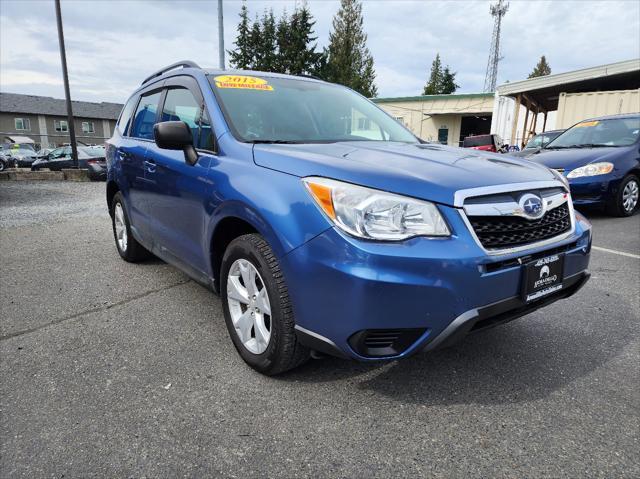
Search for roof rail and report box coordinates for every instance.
[141,60,201,85]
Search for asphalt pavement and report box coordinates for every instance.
[1,181,638,478]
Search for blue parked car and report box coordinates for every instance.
[528,114,640,216]
[106,62,592,374]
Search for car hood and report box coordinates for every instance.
[527,146,631,171]
[253,141,557,206]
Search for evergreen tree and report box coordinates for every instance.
[228,2,252,69]
[528,55,552,78]
[324,0,377,97]
[275,9,292,73]
[440,66,459,94]
[286,3,323,75]
[423,54,443,95]
[256,10,277,71]
[248,14,262,68]
[422,54,459,94]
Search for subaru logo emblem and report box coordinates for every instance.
[519,193,545,219]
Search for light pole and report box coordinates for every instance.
[218,0,225,70]
[54,0,78,168]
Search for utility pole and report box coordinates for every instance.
[54,0,79,168]
[483,0,509,93]
[217,0,225,70]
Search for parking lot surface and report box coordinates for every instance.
[1,181,639,478]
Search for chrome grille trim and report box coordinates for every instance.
[455,181,576,256]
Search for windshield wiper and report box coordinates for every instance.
[250,139,302,144]
[547,143,614,150]
[567,144,612,149]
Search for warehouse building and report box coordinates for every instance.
[491,59,640,148]
[373,93,495,146]
[0,92,123,149]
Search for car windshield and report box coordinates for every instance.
[14,148,36,156]
[547,117,640,148]
[209,74,416,143]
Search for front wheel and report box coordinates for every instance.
[110,192,151,262]
[606,174,639,217]
[220,234,309,375]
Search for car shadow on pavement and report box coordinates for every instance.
[280,287,635,407]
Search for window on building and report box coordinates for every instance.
[15,118,31,131]
[81,121,95,133]
[54,120,69,132]
[130,90,162,140]
[161,88,214,150]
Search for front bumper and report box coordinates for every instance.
[283,205,592,360]
[569,174,621,206]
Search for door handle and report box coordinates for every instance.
[144,159,156,173]
[118,151,131,161]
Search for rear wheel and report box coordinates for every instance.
[111,192,151,262]
[220,234,309,375]
[606,174,639,217]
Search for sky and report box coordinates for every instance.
[1,0,639,104]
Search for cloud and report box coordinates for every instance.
[0,0,638,103]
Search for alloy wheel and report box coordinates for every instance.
[226,258,272,354]
[622,179,639,213]
[114,203,128,252]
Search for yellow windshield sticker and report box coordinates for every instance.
[214,75,273,91]
[575,120,599,128]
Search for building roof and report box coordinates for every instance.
[0,92,123,120]
[496,59,640,111]
[373,92,494,104]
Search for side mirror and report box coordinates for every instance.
[154,121,198,166]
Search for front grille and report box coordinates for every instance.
[469,203,571,249]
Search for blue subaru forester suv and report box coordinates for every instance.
[106,61,592,375]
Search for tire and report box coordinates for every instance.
[0,161,5,172]
[110,192,151,262]
[220,234,309,375]
[606,174,639,217]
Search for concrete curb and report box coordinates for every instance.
[0,168,89,181]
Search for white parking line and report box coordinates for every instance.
[592,245,640,259]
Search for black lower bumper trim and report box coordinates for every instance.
[295,326,350,359]
[424,271,591,351]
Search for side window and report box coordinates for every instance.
[117,95,138,135]
[130,91,162,140]
[50,147,64,158]
[162,87,214,150]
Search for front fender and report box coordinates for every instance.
[205,161,331,265]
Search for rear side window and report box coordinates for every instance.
[117,95,138,135]
[130,91,162,140]
[162,88,215,150]
[463,135,492,147]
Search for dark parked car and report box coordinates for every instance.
[510,129,565,157]
[31,145,107,180]
[532,114,640,216]
[10,147,38,168]
[0,151,14,171]
[0,144,38,168]
[462,134,506,153]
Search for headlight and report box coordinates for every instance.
[567,162,614,179]
[303,177,450,240]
